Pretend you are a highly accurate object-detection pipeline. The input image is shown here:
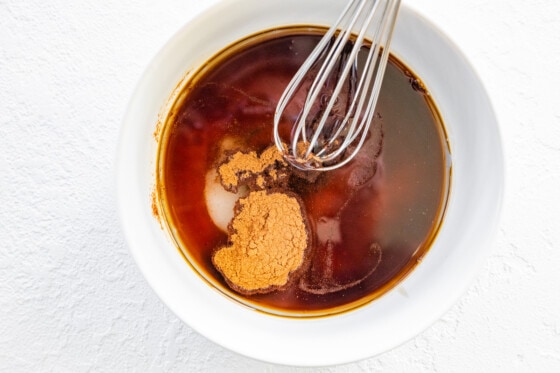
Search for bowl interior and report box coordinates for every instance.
[117,0,503,366]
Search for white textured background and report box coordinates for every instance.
[1,0,559,371]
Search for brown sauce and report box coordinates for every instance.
[157,27,451,316]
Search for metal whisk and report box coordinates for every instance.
[273,0,401,171]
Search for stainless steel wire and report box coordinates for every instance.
[273,0,401,171]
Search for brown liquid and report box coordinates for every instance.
[158,27,451,316]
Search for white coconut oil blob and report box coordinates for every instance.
[204,169,246,232]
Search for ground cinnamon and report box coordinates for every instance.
[212,190,309,294]
[212,145,310,294]
[218,146,288,192]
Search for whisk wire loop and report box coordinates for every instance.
[273,0,401,171]
[305,0,379,160]
[314,0,384,161]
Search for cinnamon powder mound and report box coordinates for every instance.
[212,190,310,294]
[218,146,288,192]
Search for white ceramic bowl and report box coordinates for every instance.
[117,0,503,366]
